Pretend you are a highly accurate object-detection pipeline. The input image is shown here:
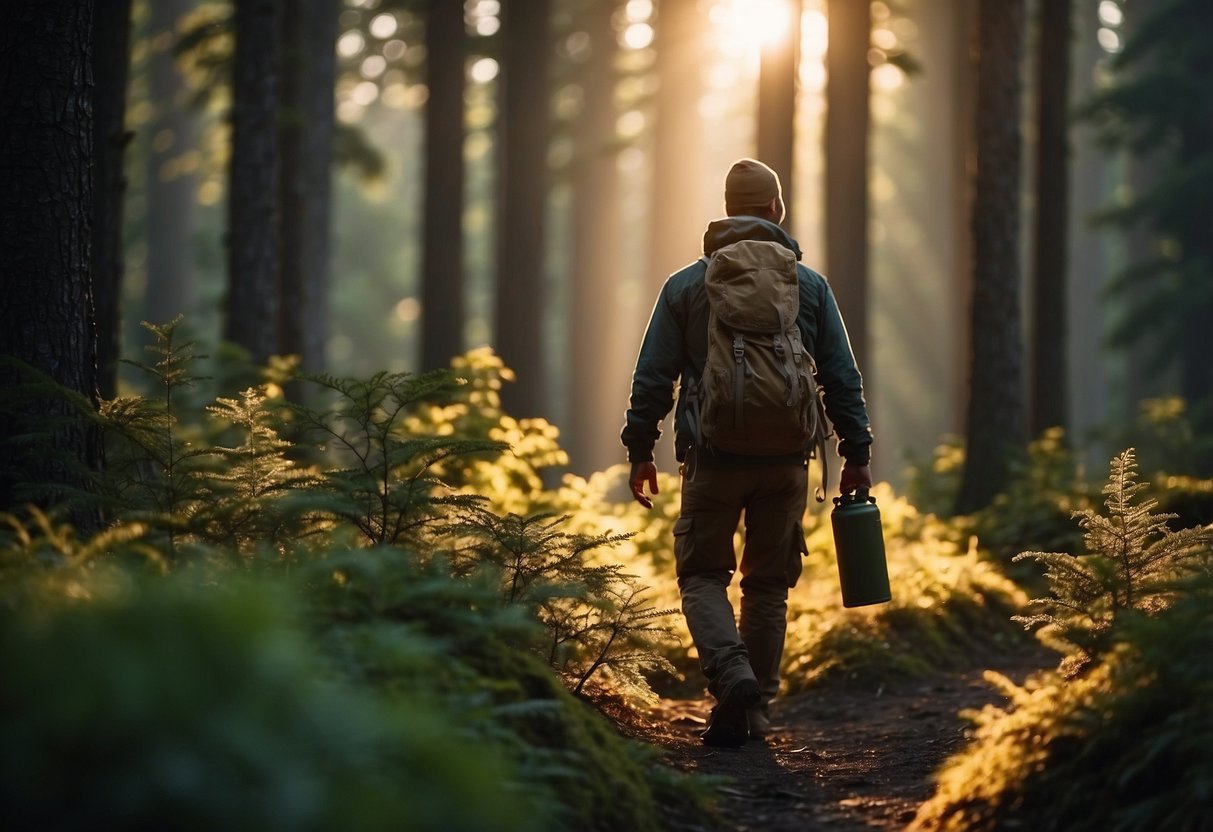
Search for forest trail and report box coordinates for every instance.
[619,648,1052,831]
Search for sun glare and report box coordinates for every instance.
[711,0,795,55]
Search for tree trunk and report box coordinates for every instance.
[0,0,103,523]
[279,0,336,378]
[1066,0,1113,452]
[646,0,705,471]
[494,0,551,416]
[955,0,1027,515]
[758,0,801,229]
[824,0,871,375]
[648,0,704,287]
[421,0,466,371]
[143,0,200,340]
[91,0,132,399]
[567,0,623,474]
[1028,0,1071,437]
[225,0,281,365]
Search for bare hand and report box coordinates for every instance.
[629,461,659,509]
[839,463,872,495]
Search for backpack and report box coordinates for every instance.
[689,239,832,495]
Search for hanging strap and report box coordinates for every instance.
[732,332,746,429]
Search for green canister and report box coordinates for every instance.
[831,486,892,608]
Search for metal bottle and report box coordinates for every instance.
[830,486,891,608]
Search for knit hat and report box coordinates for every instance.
[724,158,783,216]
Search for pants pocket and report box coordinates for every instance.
[786,521,809,587]
[673,515,694,577]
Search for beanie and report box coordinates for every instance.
[724,158,783,214]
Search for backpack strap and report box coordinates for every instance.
[731,332,746,429]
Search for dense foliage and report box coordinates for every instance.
[0,332,712,831]
[6,327,1212,829]
[911,451,1213,831]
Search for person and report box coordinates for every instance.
[621,158,873,747]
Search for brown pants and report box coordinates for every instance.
[673,459,808,705]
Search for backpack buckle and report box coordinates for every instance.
[732,335,745,363]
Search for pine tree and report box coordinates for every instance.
[1082,0,1213,463]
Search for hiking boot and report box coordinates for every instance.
[701,678,761,748]
[747,705,771,740]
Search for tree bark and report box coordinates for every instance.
[758,0,801,229]
[279,0,336,378]
[648,0,705,287]
[143,0,200,340]
[646,0,705,471]
[567,0,623,474]
[0,0,103,522]
[1028,0,1071,436]
[225,0,282,365]
[421,0,466,371]
[955,0,1027,515]
[824,0,871,375]
[494,0,552,416]
[92,0,133,399]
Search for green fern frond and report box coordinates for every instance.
[1014,448,1212,673]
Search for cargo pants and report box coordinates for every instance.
[673,458,809,708]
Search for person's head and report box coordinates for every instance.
[723,158,785,223]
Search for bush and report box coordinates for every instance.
[911,581,1213,832]
[0,577,533,832]
[912,451,1213,831]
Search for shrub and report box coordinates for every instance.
[0,577,534,832]
[911,580,1213,832]
[913,451,1213,831]
[1014,448,1210,675]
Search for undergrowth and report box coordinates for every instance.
[0,329,714,832]
[912,449,1213,831]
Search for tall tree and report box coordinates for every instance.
[648,0,704,288]
[224,0,282,365]
[955,0,1028,515]
[646,0,705,472]
[494,0,552,416]
[824,0,871,374]
[1029,0,1072,436]
[567,0,623,474]
[279,0,337,377]
[1086,0,1213,466]
[143,0,201,339]
[92,0,133,398]
[758,0,801,229]
[420,0,467,370]
[0,0,103,522]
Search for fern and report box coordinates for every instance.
[194,387,322,556]
[101,319,215,557]
[446,506,676,699]
[1014,448,1211,673]
[285,370,506,546]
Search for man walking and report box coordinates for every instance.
[622,158,873,747]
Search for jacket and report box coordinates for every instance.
[621,215,873,466]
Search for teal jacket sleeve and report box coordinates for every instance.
[811,281,872,465]
[620,287,683,463]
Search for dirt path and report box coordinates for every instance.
[623,649,1051,831]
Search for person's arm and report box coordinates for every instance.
[621,286,683,506]
[813,282,873,481]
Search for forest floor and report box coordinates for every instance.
[610,646,1053,831]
